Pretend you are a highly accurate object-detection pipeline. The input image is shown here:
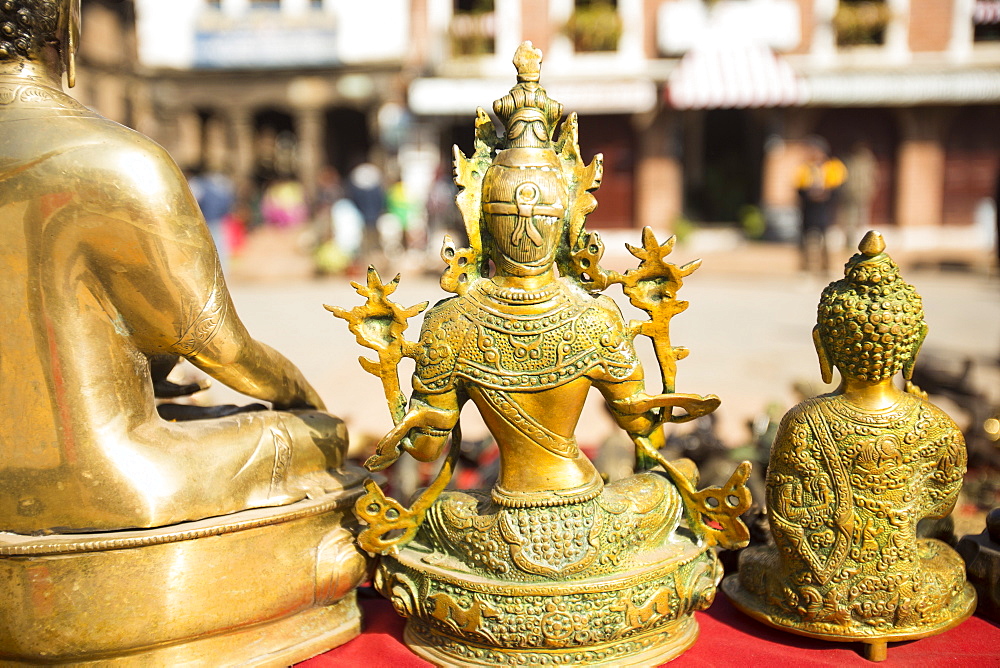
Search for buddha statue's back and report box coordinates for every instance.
[0,86,347,532]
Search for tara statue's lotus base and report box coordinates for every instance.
[375,529,721,667]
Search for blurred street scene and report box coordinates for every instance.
[71,0,999,521]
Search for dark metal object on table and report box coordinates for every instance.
[957,507,1000,622]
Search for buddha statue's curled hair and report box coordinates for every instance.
[0,0,58,61]
[817,237,924,383]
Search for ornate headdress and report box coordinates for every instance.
[442,41,605,290]
[817,231,926,383]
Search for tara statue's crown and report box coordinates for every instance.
[492,42,563,150]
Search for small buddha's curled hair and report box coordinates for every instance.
[817,252,924,383]
[0,0,59,62]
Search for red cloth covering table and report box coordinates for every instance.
[300,587,1000,667]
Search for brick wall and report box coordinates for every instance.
[790,0,813,54]
[943,106,1000,226]
[521,0,551,53]
[909,0,954,52]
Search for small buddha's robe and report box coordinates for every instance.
[738,392,972,635]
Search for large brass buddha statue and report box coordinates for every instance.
[333,42,752,666]
[724,232,975,661]
[0,2,366,663]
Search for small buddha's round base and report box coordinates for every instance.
[722,575,977,662]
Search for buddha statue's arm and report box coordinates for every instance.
[188,334,326,411]
[923,428,967,519]
[83,142,325,410]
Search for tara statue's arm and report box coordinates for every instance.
[596,376,663,438]
[365,389,461,471]
[594,374,670,468]
[85,143,323,410]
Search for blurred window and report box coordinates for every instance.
[450,0,495,56]
[249,0,282,11]
[567,0,621,52]
[834,0,889,47]
[205,0,222,9]
[974,0,1000,42]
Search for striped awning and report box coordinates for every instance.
[666,43,804,109]
[974,0,1000,24]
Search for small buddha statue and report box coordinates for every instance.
[724,231,975,661]
[0,2,365,663]
[334,42,752,666]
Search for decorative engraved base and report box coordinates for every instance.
[0,469,369,666]
[405,611,699,667]
[375,533,721,666]
[723,573,976,658]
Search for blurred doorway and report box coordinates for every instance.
[577,114,635,228]
[324,108,372,178]
[814,108,897,227]
[684,109,764,223]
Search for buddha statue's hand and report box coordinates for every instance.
[271,377,326,411]
[364,411,422,471]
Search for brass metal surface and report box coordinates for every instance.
[0,481,368,665]
[335,41,751,664]
[0,2,366,662]
[724,231,975,661]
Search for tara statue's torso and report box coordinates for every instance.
[414,277,641,505]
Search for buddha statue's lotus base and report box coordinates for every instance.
[374,510,722,667]
[722,543,977,662]
[0,468,368,667]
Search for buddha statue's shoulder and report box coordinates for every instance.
[581,292,629,330]
[776,392,963,453]
[912,394,963,432]
[420,295,472,342]
[779,394,837,425]
[1,87,181,192]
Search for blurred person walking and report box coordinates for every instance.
[347,163,386,260]
[795,136,847,274]
[841,141,878,248]
[188,167,235,273]
[261,179,309,229]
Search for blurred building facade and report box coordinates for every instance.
[127,0,408,200]
[73,0,1000,248]
[407,0,1000,247]
[70,1,149,133]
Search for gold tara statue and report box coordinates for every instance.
[0,1,366,664]
[724,231,975,662]
[332,42,752,666]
